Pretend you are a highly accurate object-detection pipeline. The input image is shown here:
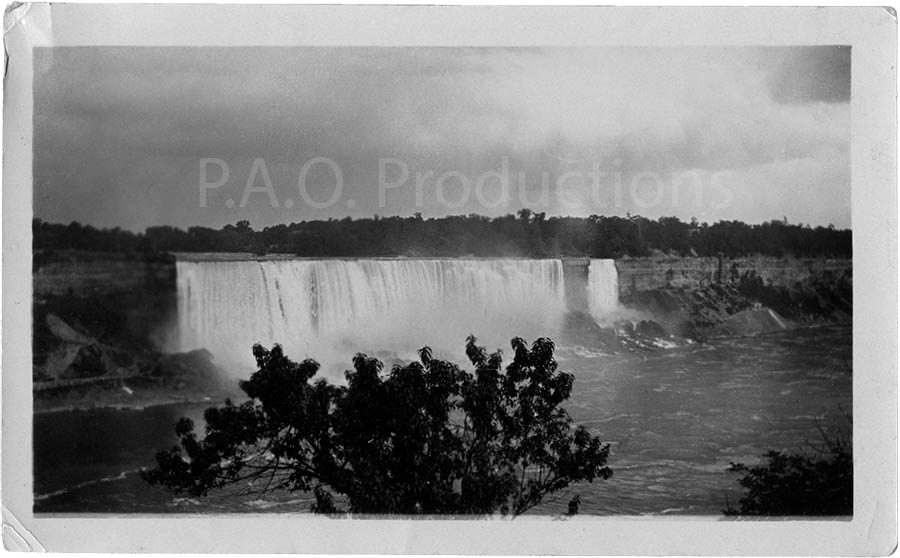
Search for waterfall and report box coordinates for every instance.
[587,259,619,322]
[176,258,566,370]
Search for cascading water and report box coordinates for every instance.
[176,258,567,373]
[587,259,619,323]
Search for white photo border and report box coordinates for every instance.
[3,4,896,554]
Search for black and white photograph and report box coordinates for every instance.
[2,4,896,554]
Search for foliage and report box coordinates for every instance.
[35,213,852,260]
[736,269,853,320]
[142,336,612,516]
[725,419,852,516]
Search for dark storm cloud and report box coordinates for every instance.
[769,46,851,104]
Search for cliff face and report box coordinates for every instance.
[561,258,591,311]
[31,252,853,303]
[31,252,852,365]
[616,255,852,296]
[33,252,179,380]
[33,251,175,298]
[615,255,852,340]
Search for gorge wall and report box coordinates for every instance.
[614,255,852,340]
[32,250,853,386]
[615,255,852,297]
[34,251,175,298]
[33,252,178,370]
[33,251,852,309]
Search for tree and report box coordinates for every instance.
[724,417,852,516]
[143,336,612,516]
[34,215,852,260]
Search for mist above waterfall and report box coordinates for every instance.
[176,258,611,379]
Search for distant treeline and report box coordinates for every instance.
[33,212,851,259]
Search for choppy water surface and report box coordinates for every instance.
[34,324,851,515]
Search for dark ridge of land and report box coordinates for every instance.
[34,213,851,260]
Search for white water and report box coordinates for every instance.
[588,259,619,323]
[176,259,569,373]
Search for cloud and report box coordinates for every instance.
[33,46,850,230]
[768,46,851,104]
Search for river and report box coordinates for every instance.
[34,323,851,515]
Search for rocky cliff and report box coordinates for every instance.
[34,250,175,298]
[615,255,852,340]
[32,251,853,381]
[616,255,852,296]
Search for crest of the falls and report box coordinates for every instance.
[587,259,619,322]
[176,258,568,372]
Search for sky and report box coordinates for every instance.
[33,46,851,231]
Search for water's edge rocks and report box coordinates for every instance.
[34,309,237,413]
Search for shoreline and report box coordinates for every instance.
[33,388,243,415]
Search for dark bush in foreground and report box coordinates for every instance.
[143,336,612,516]
[725,421,852,516]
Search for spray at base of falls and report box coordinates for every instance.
[176,259,620,376]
